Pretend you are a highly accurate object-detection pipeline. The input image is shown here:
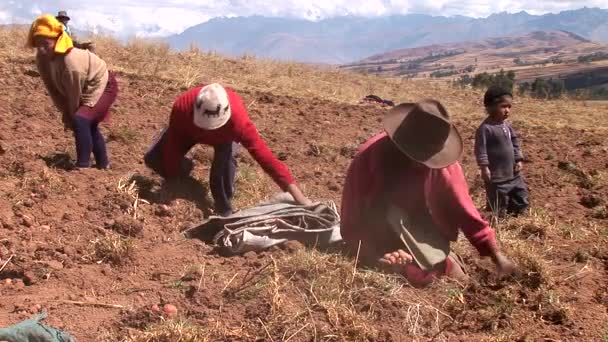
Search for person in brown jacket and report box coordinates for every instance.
[27,14,117,169]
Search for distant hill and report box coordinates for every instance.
[168,8,608,64]
[359,31,591,63]
[341,30,608,94]
[343,30,607,74]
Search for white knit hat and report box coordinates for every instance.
[193,83,231,130]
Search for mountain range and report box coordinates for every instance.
[341,31,608,81]
[168,8,608,64]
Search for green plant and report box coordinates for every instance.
[171,280,186,289]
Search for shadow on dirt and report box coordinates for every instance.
[40,152,76,171]
[135,174,213,215]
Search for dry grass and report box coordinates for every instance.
[21,166,72,195]
[2,26,608,131]
[94,234,135,265]
[124,320,210,342]
[121,249,449,341]
[232,161,273,209]
[252,250,446,340]
[118,173,150,219]
[123,318,262,342]
[492,210,560,289]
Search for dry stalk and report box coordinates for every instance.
[221,272,240,293]
[258,318,275,342]
[270,255,283,316]
[563,265,591,282]
[59,300,124,309]
[284,323,310,342]
[118,173,150,219]
[229,261,272,295]
[295,287,318,340]
[0,254,14,273]
[351,240,362,284]
[197,263,206,292]
[405,303,422,336]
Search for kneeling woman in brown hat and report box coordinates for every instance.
[27,14,117,169]
[341,99,516,287]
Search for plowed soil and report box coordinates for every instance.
[0,58,607,341]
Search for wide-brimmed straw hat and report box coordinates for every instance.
[383,99,463,169]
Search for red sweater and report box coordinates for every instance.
[341,133,498,262]
[162,86,295,190]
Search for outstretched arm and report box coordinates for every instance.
[240,123,310,205]
[430,163,517,276]
[233,92,310,204]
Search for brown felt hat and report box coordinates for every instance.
[56,11,70,20]
[383,99,463,169]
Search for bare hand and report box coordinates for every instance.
[299,197,313,206]
[515,161,523,173]
[491,252,517,277]
[481,167,492,183]
[287,184,312,206]
[379,249,413,266]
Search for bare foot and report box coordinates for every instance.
[378,249,413,273]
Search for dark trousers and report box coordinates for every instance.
[485,175,530,216]
[72,72,118,168]
[144,129,238,216]
[210,143,238,216]
[73,117,108,168]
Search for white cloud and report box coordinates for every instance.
[0,0,606,37]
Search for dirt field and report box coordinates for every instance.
[0,28,607,341]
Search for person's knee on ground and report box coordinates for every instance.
[144,129,194,177]
[210,143,237,216]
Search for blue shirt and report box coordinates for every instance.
[61,23,73,37]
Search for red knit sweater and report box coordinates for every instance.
[162,86,295,190]
[341,133,498,262]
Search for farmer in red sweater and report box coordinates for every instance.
[144,83,311,216]
[341,99,517,287]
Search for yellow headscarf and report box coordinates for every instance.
[26,14,74,54]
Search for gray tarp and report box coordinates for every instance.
[184,193,342,255]
[0,314,74,342]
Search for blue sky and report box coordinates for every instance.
[0,0,606,37]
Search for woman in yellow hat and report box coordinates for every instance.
[26,14,118,169]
